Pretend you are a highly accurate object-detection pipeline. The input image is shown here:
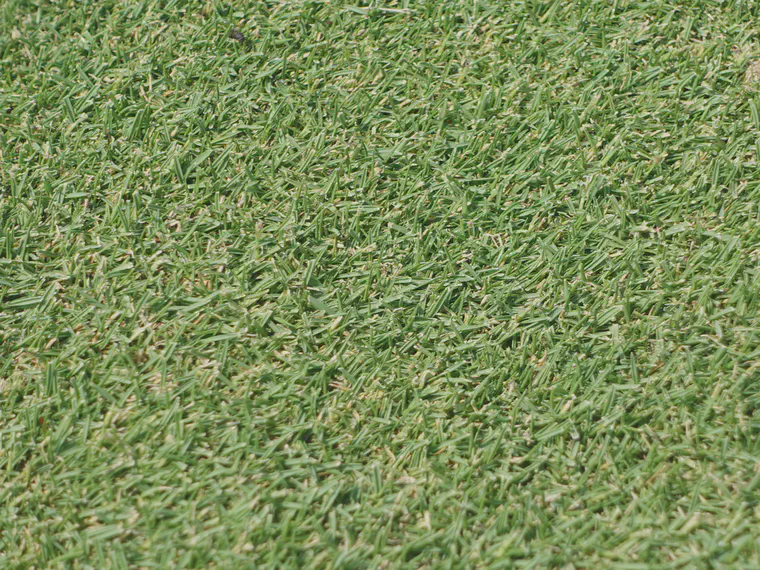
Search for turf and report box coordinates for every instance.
[2,0,760,568]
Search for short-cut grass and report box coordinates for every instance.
[3,0,760,567]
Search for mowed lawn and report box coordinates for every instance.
[3,0,760,567]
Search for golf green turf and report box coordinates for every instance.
[3,0,760,567]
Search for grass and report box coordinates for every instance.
[3,0,760,567]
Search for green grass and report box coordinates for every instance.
[3,0,760,567]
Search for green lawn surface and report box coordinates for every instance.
[3,0,760,568]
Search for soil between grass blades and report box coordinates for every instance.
[2,1,760,568]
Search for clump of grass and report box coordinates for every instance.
[2,0,760,568]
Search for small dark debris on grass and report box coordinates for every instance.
[229,28,247,44]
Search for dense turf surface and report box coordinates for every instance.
[3,0,760,567]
